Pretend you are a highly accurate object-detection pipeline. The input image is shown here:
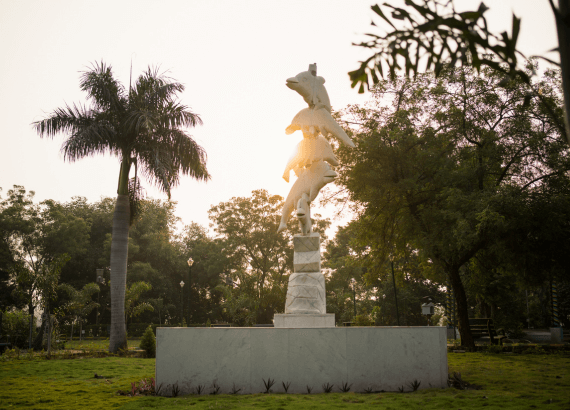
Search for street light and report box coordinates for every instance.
[351,278,357,319]
[179,281,185,326]
[187,258,194,325]
[421,298,435,326]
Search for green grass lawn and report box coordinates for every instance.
[64,339,140,351]
[1,351,569,409]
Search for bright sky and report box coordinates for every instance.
[0,0,558,237]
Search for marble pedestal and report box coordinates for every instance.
[156,326,448,395]
[284,233,326,315]
[278,233,333,328]
[274,313,335,328]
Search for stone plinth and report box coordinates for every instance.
[284,272,326,314]
[274,313,334,328]
[284,233,327,315]
[156,327,448,395]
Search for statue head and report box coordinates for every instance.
[286,65,331,112]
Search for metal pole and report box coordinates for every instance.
[180,286,183,326]
[188,265,191,325]
[96,289,100,326]
[552,281,560,327]
[187,259,193,325]
[353,282,357,318]
[391,261,400,326]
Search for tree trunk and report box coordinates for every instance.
[447,266,476,350]
[28,303,34,350]
[109,194,130,353]
[47,314,52,357]
[554,0,570,144]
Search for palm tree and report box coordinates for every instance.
[33,61,210,352]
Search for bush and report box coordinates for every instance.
[139,326,156,358]
[353,314,373,326]
[1,310,36,349]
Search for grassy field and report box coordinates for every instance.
[64,339,140,351]
[1,350,569,409]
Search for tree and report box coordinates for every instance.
[181,223,229,324]
[207,190,292,324]
[33,62,210,352]
[148,297,174,325]
[139,325,156,358]
[349,0,570,143]
[57,196,114,290]
[323,223,445,326]
[18,254,70,354]
[59,282,100,340]
[207,189,330,325]
[1,186,87,349]
[125,281,153,325]
[334,66,568,348]
[322,224,366,324]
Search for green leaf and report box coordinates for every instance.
[371,4,396,29]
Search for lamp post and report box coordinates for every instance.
[187,258,194,325]
[179,281,185,326]
[421,298,435,326]
[351,278,357,319]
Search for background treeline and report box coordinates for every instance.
[2,64,569,348]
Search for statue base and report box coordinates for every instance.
[156,326,449,394]
[274,313,335,328]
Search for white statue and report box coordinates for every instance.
[275,64,354,322]
[279,64,354,235]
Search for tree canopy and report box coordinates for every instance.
[350,0,570,143]
[334,65,569,347]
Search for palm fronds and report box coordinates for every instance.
[80,61,126,112]
[33,60,209,197]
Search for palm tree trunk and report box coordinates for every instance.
[554,0,570,144]
[109,194,130,353]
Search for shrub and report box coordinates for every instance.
[353,314,373,326]
[1,310,36,349]
[140,326,156,358]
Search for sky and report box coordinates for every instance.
[0,0,559,238]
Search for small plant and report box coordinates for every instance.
[262,377,275,393]
[398,385,405,393]
[447,372,466,389]
[282,381,291,393]
[447,372,482,390]
[139,326,156,358]
[210,382,221,395]
[362,386,373,394]
[339,381,352,392]
[194,384,205,395]
[171,382,180,397]
[408,379,421,392]
[155,383,164,396]
[306,385,313,394]
[118,378,157,397]
[322,382,334,393]
[230,383,241,394]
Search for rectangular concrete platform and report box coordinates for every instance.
[156,326,448,395]
[274,313,335,328]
